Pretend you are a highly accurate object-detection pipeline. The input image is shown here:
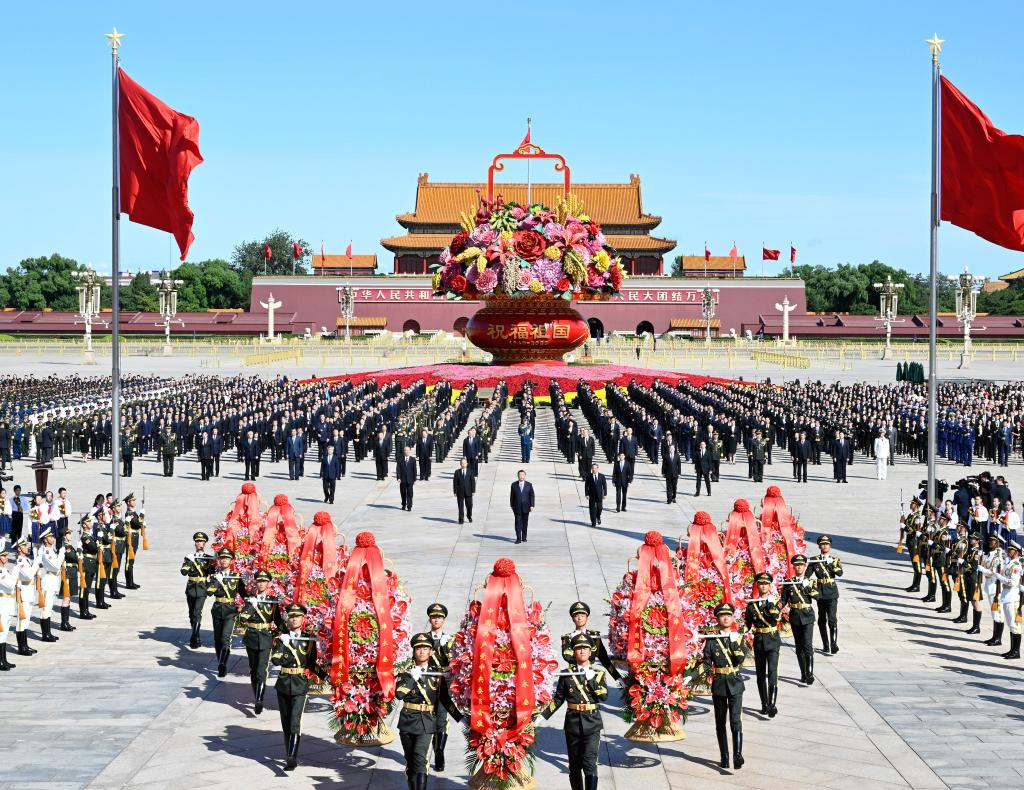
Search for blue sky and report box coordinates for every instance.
[4,1,1024,278]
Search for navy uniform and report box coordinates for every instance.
[123,493,143,590]
[811,534,843,654]
[425,602,455,772]
[702,602,747,770]
[560,601,622,681]
[744,572,781,717]
[396,632,463,790]
[207,548,246,677]
[237,569,284,713]
[899,499,924,592]
[543,632,609,790]
[270,603,326,770]
[0,544,16,670]
[180,531,215,648]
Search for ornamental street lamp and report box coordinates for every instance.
[872,275,905,359]
[951,266,984,368]
[700,287,716,346]
[155,270,184,355]
[72,268,103,364]
[336,285,355,342]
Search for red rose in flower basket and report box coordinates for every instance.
[328,531,412,747]
[449,558,558,789]
[606,531,696,743]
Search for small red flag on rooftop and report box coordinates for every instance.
[264,243,272,261]
[762,247,780,261]
[790,245,797,264]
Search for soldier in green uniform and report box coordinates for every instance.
[543,632,609,790]
[80,515,107,610]
[434,422,446,464]
[238,569,284,713]
[425,603,455,772]
[933,523,953,613]
[396,632,463,790]
[121,432,135,478]
[107,499,127,600]
[93,509,121,602]
[59,527,84,629]
[702,602,747,770]
[920,516,939,604]
[270,602,327,771]
[811,534,843,654]
[560,601,621,682]
[123,493,143,590]
[780,554,818,684]
[899,498,924,592]
[207,548,246,677]
[744,572,781,717]
[963,532,983,634]
[161,427,176,476]
[180,531,215,648]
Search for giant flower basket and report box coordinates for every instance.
[291,512,347,695]
[679,512,745,691]
[433,189,625,363]
[213,484,283,593]
[759,486,807,635]
[449,558,558,790]
[328,532,411,747]
[607,531,698,742]
[724,499,769,667]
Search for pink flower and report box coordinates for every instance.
[476,268,498,293]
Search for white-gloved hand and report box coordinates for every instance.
[584,667,596,681]
[278,634,291,646]
[801,578,810,587]
[410,666,423,682]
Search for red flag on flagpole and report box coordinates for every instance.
[790,245,797,264]
[292,242,302,260]
[519,117,532,149]
[117,68,203,261]
[728,243,738,261]
[704,243,711,262]
[940,76,1024,251]
[321,241,326,263]
[264,243,272,261]
[762,247,780,261]
[345,242,353,259]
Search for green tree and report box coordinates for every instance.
[120,272,160,312]
[3,254,84,310]
[231,229,310,277]
[171,263,208,312]
[670,255,685,277]
[196,259,246,309]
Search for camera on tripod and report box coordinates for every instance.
[918,478,949,502]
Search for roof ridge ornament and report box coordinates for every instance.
[488,120,570,202]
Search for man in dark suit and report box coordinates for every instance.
[211,427,223,477]
[462,427,482,478]
[242,430,261,480]
[662,440,682,504]
[330,429,348,477]
[320,445,341,504]
[453,457,475,524]
[831,430,851,483]
[372,428,391,481]
[197,430,214,481]
[612,451,632,512]
[39,422,55,464]
[618,428,639,475]
[577,429,596,480]
[509,470,535,544]
[416,429,434,481]
[693,440,712,497]
[795,431,811,483]
[584,462,607,528]
[287,428,304,481]
[397,446,418,511]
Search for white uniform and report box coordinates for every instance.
[996,557,1022,635]
[0,563,17,646]
[873,437,890,480]
[16,553,40,631]
[38,545,65,619]
[979,549,1005,624]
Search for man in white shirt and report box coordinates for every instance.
[873,429,890,480]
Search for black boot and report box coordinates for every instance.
[217,648,229,678]
[254,681,265,714]
[95,584,109,609]
[757,677,769,714]
[40,618,59,642]
[584,775,599,790]
[60,606,76,632]
[109,578,124,599]
[818,622,830,654]
[953,601,968,624]
[732,729,744,769]
[189,621,201,649]
[16,630,37,655]
[967,609,982,634]
[433,733,447,772]
[904,569,921,592]
[796,651,807,684]
[125,568,140,590]
[936,588,951,613]
[1004,633,1021,660]
[829,625,839,655]
[805,653,814,685]
[921,577,935,602]
[79,597,96,620]
[569,770,584,790]
[413,774,428,790]
[768,684,778,718]
[985,622,1004,646]
[0,643,14,670]
[717,725,729,768]
[285,734,300,770]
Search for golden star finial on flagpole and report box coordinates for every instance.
[105,27,124,50]
[926,33,944,61]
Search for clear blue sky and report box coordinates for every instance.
[4,1,1024,278]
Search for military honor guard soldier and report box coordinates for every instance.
[780,554,819,684]
[181,531,216,649]
[425,603,456,772]
[207,547,246,677]
[14,536,39,655]
[745,572,781,717]
[237,569,284,713]
[36,527,65,643]
[812,534,843,654]
[561,601,622,681]
[396,632,463,790]
[542,632,609,790]
[0,542,17,670]
[703,602,747,770]
[996,539,1022,660]
[271,602,327,771]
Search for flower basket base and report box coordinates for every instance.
[624,719,686,743]
[468,765,537,790]
[334,721,396,747]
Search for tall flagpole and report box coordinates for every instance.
[107,27,124,501]
[926,33,944,508]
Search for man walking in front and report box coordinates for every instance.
[612,451,632,512]
[509,469,534,544]
[320,444,341,504]
[453,457,475,524]
[397,445,418,511]
[584,462,606,528]
[694,440,713,497]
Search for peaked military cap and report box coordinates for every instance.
[791,554,808,565]
[816,534,832,546]
[193,531,209,542]
[754,572,773,584]
[570,632,593,650]
[569,601,591,617]
[285,603,307,617]
[714,602,735,616]
[254,570,272,582]
[38,526,53,541]
[217,547,235,559]
[427,603,448,618]
[411,632,433,649]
